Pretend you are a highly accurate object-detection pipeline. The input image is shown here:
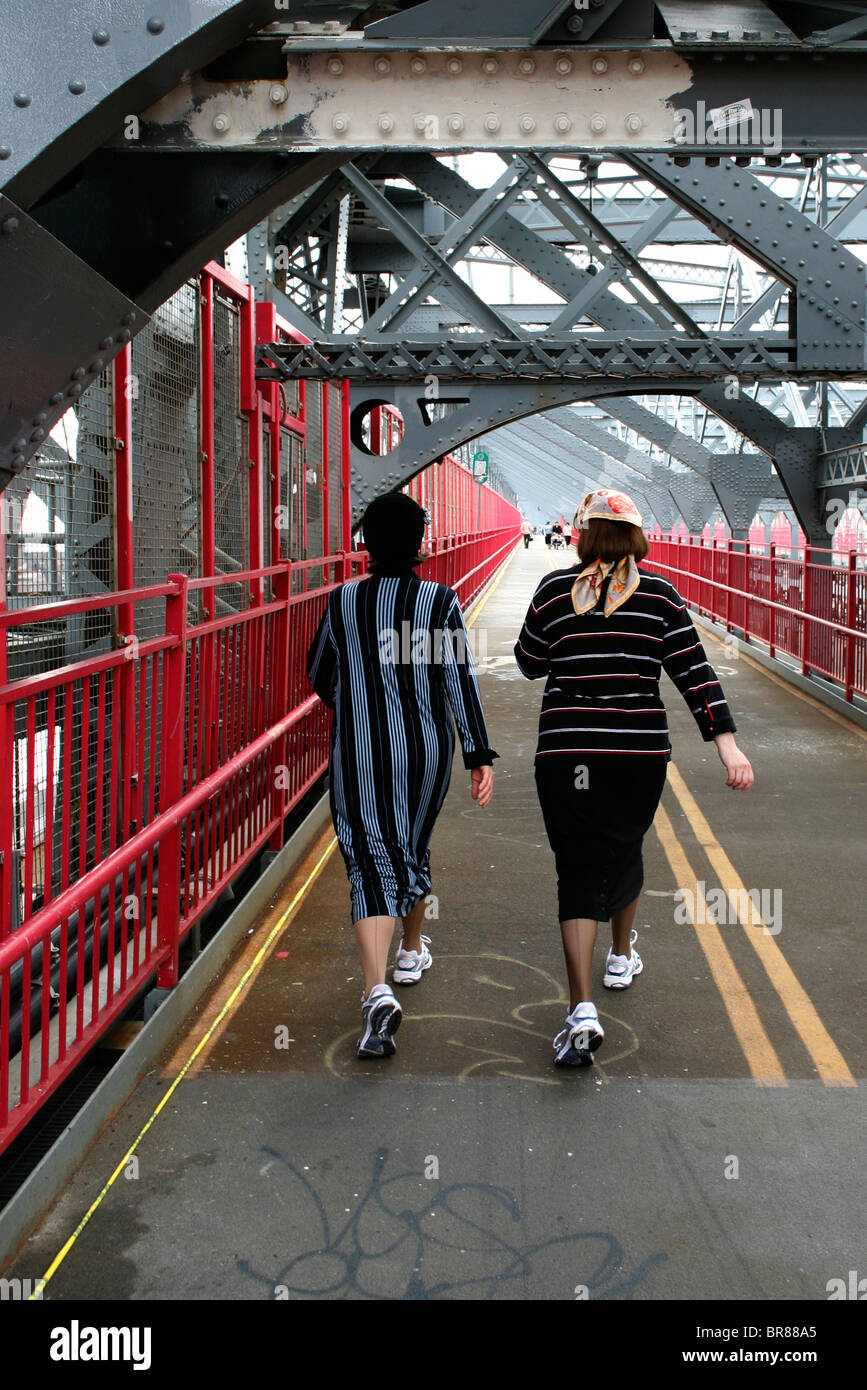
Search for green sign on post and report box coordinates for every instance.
[472,449,488,483]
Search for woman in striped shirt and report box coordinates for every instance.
[307,492,497,1060]
[514,488,753,1068]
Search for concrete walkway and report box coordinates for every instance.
[9,542,865,1300]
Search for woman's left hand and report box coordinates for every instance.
[714,733,754,790]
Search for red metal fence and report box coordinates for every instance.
[645,532,867,704]
[0,263,522,1155]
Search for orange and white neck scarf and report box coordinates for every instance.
[571,555,640,618]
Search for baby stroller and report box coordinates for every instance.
[550,530,565,550]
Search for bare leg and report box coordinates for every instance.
[611,895,640,958]
[355,915,396,997]
[560,918,598,1010]
[401,897,427,954]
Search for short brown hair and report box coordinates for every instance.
[576,517,649,564]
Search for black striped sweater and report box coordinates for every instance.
[514,565,736,758]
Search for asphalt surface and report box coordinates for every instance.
[8,542,865,1300]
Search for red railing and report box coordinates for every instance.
[0,528,519,1152]
[645,533,867,704]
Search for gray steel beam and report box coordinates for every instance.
[130,39,867,156]
[625,153,867,374]
[0,0,279,208]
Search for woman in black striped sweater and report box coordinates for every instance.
[514,488,753,1067]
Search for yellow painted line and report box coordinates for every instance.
[667,763,856,1088]
[700,623,867,743]
[162,829,338,1079]
[31,831,339,1298]
[652,800,787,1086]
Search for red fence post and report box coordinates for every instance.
[157,574,188,989]
[268,561,291,851]
[768,542,776,659]
[802,545,812,676]
[845,549,857,701]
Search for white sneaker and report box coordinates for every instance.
[553,1001,604,1067]
[604,928,643,989]
[357,984,402,1058]
[392,935,433,985]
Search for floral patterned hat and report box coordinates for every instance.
[573,488,643,531]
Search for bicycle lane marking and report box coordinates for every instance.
[652,799,788,1086]
[667,762,856,1089]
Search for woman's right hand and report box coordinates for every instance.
[713,733,754,790]
[471,765,494,808]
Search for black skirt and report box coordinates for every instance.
[534,754,668,921]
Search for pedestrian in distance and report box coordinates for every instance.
[307,492,497,1060]
[514,488,753,1068]
[521,517,533,549]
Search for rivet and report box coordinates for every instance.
[121,312,137,326]
[447,113,464,134]
[518,57,536,75]
[484,113,500,133]
[326,57,344,76]
[373,56,391,74]
[118,329,131,342]
[13,92,31,108]
[146,17,164,34]
[30,428,45,443]
[11,453,25,471]
[0,147,10,159]
[412,113,429,134]
[89,359,105,374]
[32,412,47,425]
[410,56,427,75]
[332,113,349,133]
[625,113,643,134]
[212,113,231,133]
[92,28,110,45]
[591,56,609,75]
[269,84,288,105]
[555,56,573,75]
[519,114,536,133]
[482,56,499,75]
[446,57,462,75]
[554,113,572,134]
[14,438,26,451]
[567,13,584,32]
[589,113,607,134]
[68,80,86,95]
[49,392,63,405]
[1,215,19,234]
[67,383,83,397]
[71,366,86,381]
[377,113,395,133]
[628,57,645,74]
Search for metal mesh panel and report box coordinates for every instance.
[279,428,306,594]
[328,383,344,556]
[131,280,200,637]
[305,380,325,589]
[212,292,248,612]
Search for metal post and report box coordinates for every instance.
[200,271,215,589]
[156,573,188,990]
[802,545,813,676]
[768,542,776,658]
[845,549,856,702]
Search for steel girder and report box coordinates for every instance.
[498,415,673,528]
[128,17,867,157]
[588,396,787,535]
